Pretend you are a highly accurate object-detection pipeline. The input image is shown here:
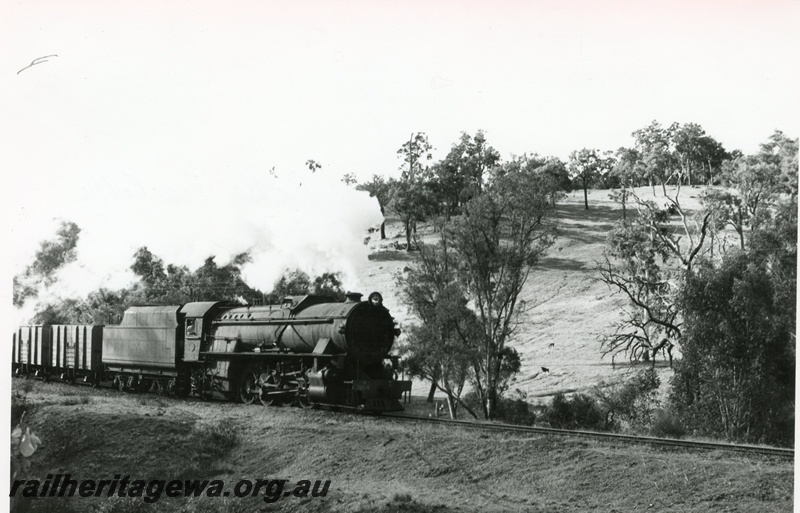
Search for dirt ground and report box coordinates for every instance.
[12,379,793,513]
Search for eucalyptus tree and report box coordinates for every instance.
[13,221,81,308]
[356,174,392,239]
[568,148,611,210]
[449,169,558,418]
[632,121,678,195]
[391,133,438,250]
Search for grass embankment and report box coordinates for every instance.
[12,379,793,513]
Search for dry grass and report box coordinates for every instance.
[13,379,792,512]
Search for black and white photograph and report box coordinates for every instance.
[2,1,797,512]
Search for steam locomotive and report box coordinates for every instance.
[11,292,412,412]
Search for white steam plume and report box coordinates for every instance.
[1,24,396,323]
[9,169,383,317]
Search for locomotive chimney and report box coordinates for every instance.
[345,292,363,303]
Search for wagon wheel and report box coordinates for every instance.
[238,371,259,405]
[200,374,215,401]
[258,372,280,406]
[153,380,165,396]
[135,378,149,394]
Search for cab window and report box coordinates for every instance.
[186,319,197,337]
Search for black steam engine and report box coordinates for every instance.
[12,292,412,412]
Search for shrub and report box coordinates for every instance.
[11,392,28,428]
[672,250,795,445]
[61,396,91,406]
[392,493,413,503]
[650,409,686,439]
[544,393,607,430]
[496,396,537,426]
[461,390,536,425]
[11,381,35,427]
[594,368,661,431]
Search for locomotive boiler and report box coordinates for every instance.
[12,292,412,413]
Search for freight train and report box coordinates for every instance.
[11,292,412,412]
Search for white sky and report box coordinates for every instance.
[1,0,799,298]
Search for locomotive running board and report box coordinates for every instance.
[200,352,336,358]
[212,318,335,326]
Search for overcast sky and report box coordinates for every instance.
[1,1,799,303]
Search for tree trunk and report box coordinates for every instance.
[486,387,497,420]
[380,221,386,240]
[622,197,627,220]
[446,393,457,419]
[405,220,412,252]
[427,376,437,403]
[707,159,713,186]
[583,179,589,210]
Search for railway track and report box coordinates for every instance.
[15,377,793,459]
[382,413,795,459]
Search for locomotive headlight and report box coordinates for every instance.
[368,292,383,306]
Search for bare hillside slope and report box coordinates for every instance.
[357,187,710,402]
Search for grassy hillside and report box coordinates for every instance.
[12,379,793,513]
[358,186,711,403]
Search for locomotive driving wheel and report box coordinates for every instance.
[258,371,280,406]
[238,370,259,405]
[295,377,313,409]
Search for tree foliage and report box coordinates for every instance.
[599,188,713,363]
[701,131,796,252]
[671,248,795,445]
[545,393,608,430]
[395,219,482,418]
[267,269,347,303]
[13,221,81,307]
[356,174,393,239]
[448,170,558,418]
[632,121,678,195]
[130,248,260,305]
[433,131,501,217]
[628,120,728,191]
[759,130,799,196]
[594,368,661,431]
[568,148,611,210]
[397,164,559,420]
[391,132,438,250]
[672,123,727,186]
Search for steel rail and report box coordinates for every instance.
[381,413,794,459]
